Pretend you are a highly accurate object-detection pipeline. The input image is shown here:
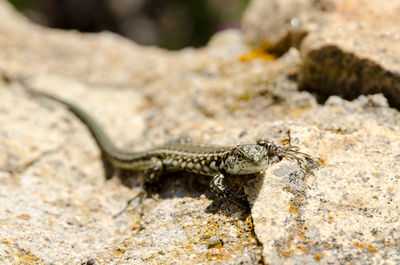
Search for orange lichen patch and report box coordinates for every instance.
[323,243,331,249]
[371,228,378,235]
[129,222,141,231]
[294,194,304,203]
[328,215,334,223]
[294,222,306,231]
[368,244,378,253]
[318,157,327,166]
[240,90,250,101]
[185,244,194,252]
[297,231,306,242]
[288,202,300,216]
[293,221,308,242]
[17,214,30,220]
[314,252,324,261]
[353,242,366,248]
[296,244,309,253]
[387,186,394,193]
[386,242,392,247]
[372,172,381,177]
[238,41,276,62]
[284,187,292,193]
[275,247,294,258]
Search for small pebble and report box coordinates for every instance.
[82,259,96,265]
[207,236,223,248]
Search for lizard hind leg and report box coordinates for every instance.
[210,173,229,199]
[114,157,164,218]
[210,173,247,206]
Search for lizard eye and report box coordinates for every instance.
[233,147,244,157]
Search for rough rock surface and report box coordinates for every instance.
[242,0,336,54]
[243,0,400,108]
[247,94,400,264]
[1,0,400,264]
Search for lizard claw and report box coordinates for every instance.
[112,190,147,218]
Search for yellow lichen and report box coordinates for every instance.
[275,246,294,258]
[288,202,300,216]
[353,241,366,248]
[328,216,334,223]
[368,244,378,253]
[314,252,324,261]
[17,214,30,220]
[238,41,276,62]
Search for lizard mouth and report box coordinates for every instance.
[232,160,269,175]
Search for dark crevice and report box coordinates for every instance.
[247,214,266,264]
[269,30,309,57]
[298,45,400,109]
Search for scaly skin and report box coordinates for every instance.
[10,76,311,203]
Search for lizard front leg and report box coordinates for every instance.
[210,173,247,206]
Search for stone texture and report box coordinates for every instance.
[299,3,400,108]
[247,94,400,264]
[242,0,337,54]
[1,0,400,264]
[0,1,283,264]
[243,0,400,108]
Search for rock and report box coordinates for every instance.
[246,94,400,264]
[207,236,223,249]
[299,1,400,108]
[0,2,265,264]
[1,0,400,264]
[243,0,400,107]
[242,0,336,54]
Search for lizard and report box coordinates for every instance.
[2,72,311,205]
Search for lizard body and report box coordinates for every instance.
[7,76,310,203]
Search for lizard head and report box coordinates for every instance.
[222,140,310,175]
[223,144,273,175]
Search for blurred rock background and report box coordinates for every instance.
[8,0,249,50]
